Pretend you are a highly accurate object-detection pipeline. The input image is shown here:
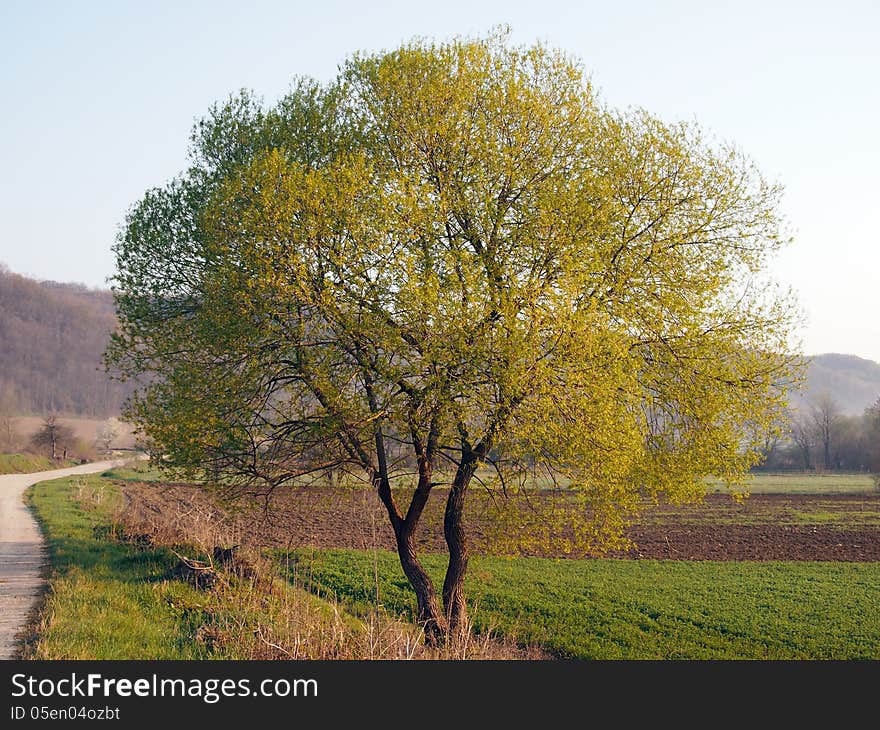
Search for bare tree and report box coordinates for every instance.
[809,393,842,471]
[866,398,880,483]
[0,386,19,452]
[30,415,75,460]
[789,409,814,471]
[757,411,790,468]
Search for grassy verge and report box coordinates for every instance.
[23,475,217,658]
[23,475,517,659]
[0,453,76,474]
[25,475,373,659]
[290,548,880,659]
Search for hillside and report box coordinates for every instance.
[0,265,131,417]
[794,353,880,415]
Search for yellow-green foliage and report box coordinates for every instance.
[108,31,799,559]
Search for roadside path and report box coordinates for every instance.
[0,459,127,659]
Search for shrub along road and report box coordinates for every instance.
[0,459,127,658]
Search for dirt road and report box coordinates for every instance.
[0,460,127,659]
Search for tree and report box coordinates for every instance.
[0,385,20,452]
[96,417,121,451]
[30,415,75,460]
[865,398,880,480]
[789,409,815,471]
[107,32,799,643]
[809,392,842,471]
[756,409,792,468]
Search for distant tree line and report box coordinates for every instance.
[0,410,123,461]
[0,265,135,416]
[757,393,880,472]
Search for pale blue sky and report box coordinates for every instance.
[1,1,878,360]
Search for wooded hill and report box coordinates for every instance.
[794,353,880,415]
[0,265,132,416]
[0,265,877,418]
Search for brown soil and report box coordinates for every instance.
[116,481,880,562]
[618,521,879,560]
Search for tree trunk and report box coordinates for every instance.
[394,526,445,644]
[799,445,811,471]
[374,447,446,645]
[442,456,478,642]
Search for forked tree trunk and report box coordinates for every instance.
[374,437,447,645]
[800,447,812,471]
[376,434,480,647]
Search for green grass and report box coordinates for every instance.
[0,453,75,474]
[100,461,167,482]
[789,510,846,524]
[785,506,880,527]
[710,473,877,495]
[486,471,877,496]
[24,474,378,660]
[24,475,221,659]
[290,548,880,659]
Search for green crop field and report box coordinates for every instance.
[290,548,880,659]
[710,473,876,495]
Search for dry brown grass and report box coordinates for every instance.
[179,550,543,660]
[110,481,546,660]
